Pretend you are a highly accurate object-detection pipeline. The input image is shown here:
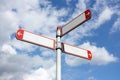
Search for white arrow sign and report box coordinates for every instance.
[61,9,91,36]
[16,29,56,50]
[62,43,92,60]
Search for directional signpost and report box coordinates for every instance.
[16,9,92,80]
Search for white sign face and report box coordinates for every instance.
[16,29,56,50]
[62,43,92,60]
[61,9,91,36]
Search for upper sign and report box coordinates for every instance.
[62,43,92,60]
[61,9,91,36]
[16,29,56,50]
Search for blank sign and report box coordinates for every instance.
[61,9,91,36]
[16,29,56,50]
[62,43,92,60]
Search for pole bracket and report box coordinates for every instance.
[56,41,62,50]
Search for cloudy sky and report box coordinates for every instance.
[0,0,120,80]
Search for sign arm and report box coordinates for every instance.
[61,9,91,36]
[62,43,92,60]
[16,29,56,50]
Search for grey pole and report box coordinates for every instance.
[56,27,62,80]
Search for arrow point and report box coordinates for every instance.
[85,9,91,19]
[87,50,92,60]
[16,29,24,40]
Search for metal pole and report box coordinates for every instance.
[56,27,62,80]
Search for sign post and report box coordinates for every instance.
[56,27,62,80]
[16,9,92,80]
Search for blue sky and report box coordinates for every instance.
[0,0,120,80]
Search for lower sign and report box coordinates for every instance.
[16,29,56,50]
[62,43,92,60]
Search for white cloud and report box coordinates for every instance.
[10,39,37,53]
[16,2,67,38]
[1,44,16,55]
[65,55,88,66]
[110,17,120,33]
[0,0,68,53]
[0,0,39,11]
[71,0,86,18]
[0,73,14,80]
[0,0,67,47]
[23,68,52,80]
[0,0,65,79]
[65,42,118,66]
[0,50,55,80]
[40,48,55,57]
[23,65,56,80]
[0,10,18,46]
[96,7,113,27]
